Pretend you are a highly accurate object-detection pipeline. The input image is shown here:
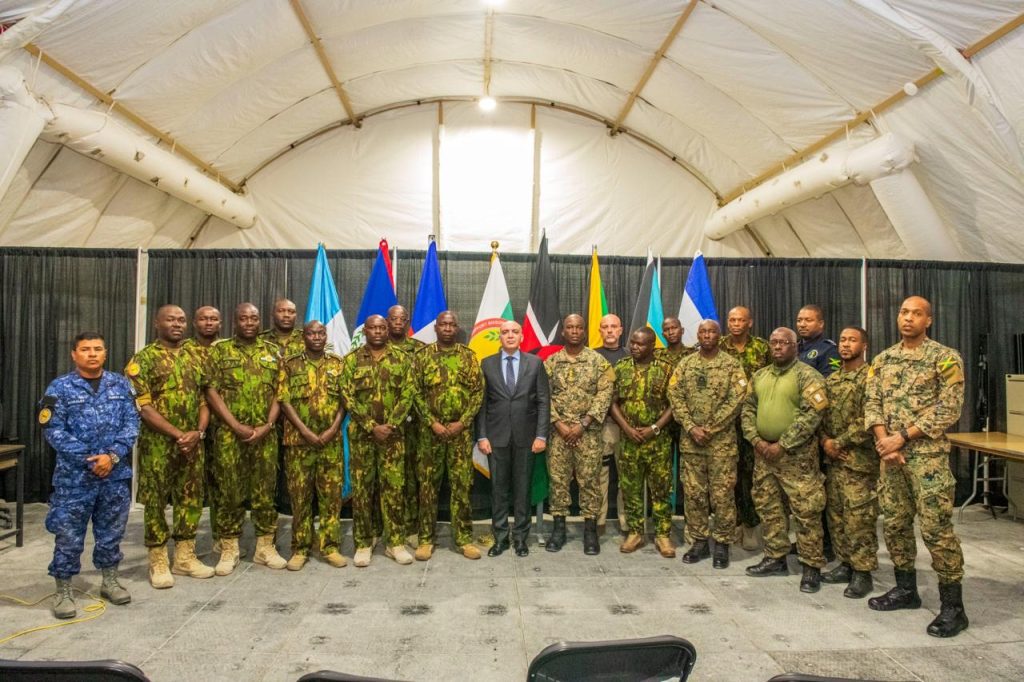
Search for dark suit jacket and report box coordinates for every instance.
[476,350,551,448]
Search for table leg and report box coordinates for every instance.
[16,449,24,547]
[958,450,983,522]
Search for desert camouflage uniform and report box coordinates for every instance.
[669,351,748,544]
[741,359,829,567]
[207,337,281,538]
[614,357,674,536]
[864,338,965,584]
[820,363,879,571]
[277,352,345,555]
[721,334,771,530]
[545,347,614,519]
[413,342,483,546]
[126,342,207,547]
[340,345,414,550]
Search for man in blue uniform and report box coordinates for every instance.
[39,332,140,619]
[796,305,840,378]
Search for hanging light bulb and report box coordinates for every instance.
[478,95,497,111]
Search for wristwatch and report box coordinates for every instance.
[899,428,911,444]
[650,423,661,436]
[108,453,120,466]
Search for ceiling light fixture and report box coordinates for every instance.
[479,95,497,111]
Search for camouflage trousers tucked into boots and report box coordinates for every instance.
[752,447,826,568]
[682,453,737,544]
[547,428,603,519]
[285,442,344,555]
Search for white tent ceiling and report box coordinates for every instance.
[0,0,1022,260]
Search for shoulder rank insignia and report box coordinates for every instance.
[802,383,829,411]
[126,361,141,377]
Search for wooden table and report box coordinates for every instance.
[0,444,25,547]
[949,432,1024,521]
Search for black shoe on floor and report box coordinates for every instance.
[514,541,529,557]
[927,583,969,638]
[868,569,922,611]
[712,542,730,569]
[682,539,710,564]
[821,562,852,584]
[844,570,873,599]
[800,565,821,593]
[745,556,788,577]
[488,540,510,557]
[583,518,600,556]
[546,516,566,553]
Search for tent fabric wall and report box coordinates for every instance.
[0,1,1023,261]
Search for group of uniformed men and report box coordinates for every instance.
[39,294,969,639]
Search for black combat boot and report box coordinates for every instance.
[745,555,788,576]
[800,565,821,593]
[821,562,852,584]
[712,542,730,569]
[868,569,922,611]
[927,582,969,638]
[844,570,873,599]
[583,518,600,555]
[545,516,566,553]
[681,539,710,564]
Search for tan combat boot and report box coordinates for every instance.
[620,533,645,553]
[215,538,240,576]
[324,550,347,568]
[353,546,373,567]
[172,539,215,579]
[253,535,287,570]
[414,543,434,561]
[655,536,676,558]
[460,544,481,560]
[385,545,413,565]
[148,545,175,589]
[286,551,308,572]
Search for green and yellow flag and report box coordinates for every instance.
[586,246,609,348]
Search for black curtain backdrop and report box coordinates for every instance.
[0,248,138,503]
[2,247,1020,507]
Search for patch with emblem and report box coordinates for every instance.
[938,356,964,386]
[38,407,52,425]
[802,383,829,411]
[262,355,276,363]
[867,365,875,378]
[807,349,819,359]
[669,373,679,387]
[126,361,141,377]
[829,357,841,370]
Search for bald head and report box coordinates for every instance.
[726,306,753,340]
[898,296,933,343]
[769,327,799,366]
[192,305,222,343]
[387,305,410,340]
[272,298,297,333]
[234,303,260,341]
[154,305,187,346]
[598,314,623,349]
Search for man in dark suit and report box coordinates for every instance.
[476,320,550,557]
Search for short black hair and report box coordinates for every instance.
[72,331,105,351]
[842,326,869,345]
[799,304,824,320]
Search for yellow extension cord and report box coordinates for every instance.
[0,588,107,645]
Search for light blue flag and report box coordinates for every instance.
[410,238,448,343]
[305,244,353,498]
[678,252,719,346]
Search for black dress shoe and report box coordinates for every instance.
[514,541,529,557]
[682,539,710,564]
[487,540,510,557]
[712,542,730,569]
[745,556,788,577]
[844,570,873,599]
[800,565,821,593]
[821,562,852,584]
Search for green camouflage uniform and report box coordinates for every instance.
[545,347,615,519]
[820,363,879,571]
[340,345,414,550]
[182,337,220,535]
[722,334,771,529]
[864,338,965,584]
[413,342,483,546]
[654,344,695,371]
[207,337,281,538]
[277,352,345,555]
[614,357,674,536]
[126,342,207,547]
[259,328,305,359]
[389,336,425,536]
[741,359,829,567]
[669,351,748,544]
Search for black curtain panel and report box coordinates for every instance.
[3,247,1022,507]
[0,248,138,502]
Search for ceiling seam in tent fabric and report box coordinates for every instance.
[0,143,62,239]
[235,95,722,200]
[21,43,242,194]
[720,10,1024,204]
[742,226,771,257]
[483,7,494,99]
[186,214,213,250]
[825,192,871,257]
[610,0,697,136]
[781,215,810,257]
[288,0,360,128]
[79,174,129,248]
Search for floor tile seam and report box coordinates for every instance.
[875,646,927,681]
[139,562,251,666]
[764,646,924,682]
[513,562,532,673]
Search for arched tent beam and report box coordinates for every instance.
[236,95,722,200]
[288,0,359,128]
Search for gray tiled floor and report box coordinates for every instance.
[1,503,1023,681]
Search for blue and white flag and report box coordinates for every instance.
[352,239,399,348]
[411,238,448,343]
[306,244,351,355]
[677,251,719,346]
[305,243,353,498]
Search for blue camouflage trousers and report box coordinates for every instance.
[46,480,132,579]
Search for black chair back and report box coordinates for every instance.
[527,635,697,681]
[0,658,150,681]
